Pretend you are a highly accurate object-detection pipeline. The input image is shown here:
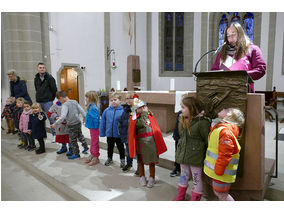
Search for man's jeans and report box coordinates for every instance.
[40,101,56,136]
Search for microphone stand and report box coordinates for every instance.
[193,49,217,74]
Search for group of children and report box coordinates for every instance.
[2,90,245,200]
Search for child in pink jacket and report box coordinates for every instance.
[19,101,35,151]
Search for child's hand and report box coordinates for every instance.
[38,113,43,119]
[28,130,32,135]
[51,124,55,129]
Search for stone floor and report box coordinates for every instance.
[1,102,284,201]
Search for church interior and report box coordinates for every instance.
[1,1,284,207]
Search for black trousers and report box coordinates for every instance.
[174,140,181,172]
[23,132,35,147]
[37,138,45,151]
[107,137,125,160]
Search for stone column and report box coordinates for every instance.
[2,12,51,103]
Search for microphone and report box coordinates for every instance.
[193,42,226,74]
[214,42,226,54]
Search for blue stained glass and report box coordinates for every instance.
[165,63,173,70]
[176,12,184,27]
[243,12,254,42]
[219,14,228,47]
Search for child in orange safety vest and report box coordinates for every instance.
[203,108,245,201]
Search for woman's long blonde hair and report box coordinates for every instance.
[178,96,203,135]
[220,22,251,63]
[85,91,99,109]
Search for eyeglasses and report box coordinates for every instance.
[125,98,133,100]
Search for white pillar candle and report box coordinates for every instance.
[116,81,121,90]
[170,78,175,91]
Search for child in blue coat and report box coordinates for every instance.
[28,103,47,154]
[84,91,100,166]
[99,92,125,167]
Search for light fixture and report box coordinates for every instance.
[107,47,117,70]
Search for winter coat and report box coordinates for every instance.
[1,104,13,120]
[211,44,266,92]
[19,109,32,133]
[172,111,182,141]
[28,112,47,139]
[208,122,240,176]
[34,72,57,103]
[99,105,124,138]
[118,105,132,143]
[85,102,100,129]
[176,115,211,167]
[10,76,32,102]
[48,101,69,135]
[13,106,23,129]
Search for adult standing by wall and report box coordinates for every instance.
[34,62,57,141]
[211,22,266,92]
[7,69,32,103]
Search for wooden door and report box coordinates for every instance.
[60,68,79,102]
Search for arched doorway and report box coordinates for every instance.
[57,63,85,106]
[60,67,79,102]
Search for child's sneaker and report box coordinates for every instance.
[25,145,31,150]
[84,155,93,164]
[68,154,80,160]
[56,147,67,154]
[17,140,24,148]
[139,176,147,187]
[120,159,125,168]
[122,164,132,172]
[28,146,36,151]
[104,158,113,166]
[35,149,45,154]
[88,157,100,166]
[147,177,155,188]
[82,146,89,154]
[66,149,73,156]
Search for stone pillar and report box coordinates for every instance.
[2,12,51,103]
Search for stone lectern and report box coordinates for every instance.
[193,70,274,200]
[194,70,253,177]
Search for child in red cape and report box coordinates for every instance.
[128,94,167,188]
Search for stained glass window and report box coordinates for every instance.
[164,12,184,71]
[218,12,254,46]
[243,12,254,42]
[231,12,241,24]
[164,12,174,71]
[219,14,228,47]
[175,12,184,71]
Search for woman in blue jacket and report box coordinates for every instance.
[8,70,32,103]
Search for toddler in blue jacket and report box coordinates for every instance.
[99,92,125,167]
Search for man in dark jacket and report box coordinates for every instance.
[34,62,57,140]
[8,69,32,102]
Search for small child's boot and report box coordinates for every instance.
[173,185,188,201]
[190,191,202,201]
[17,140,25,148]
